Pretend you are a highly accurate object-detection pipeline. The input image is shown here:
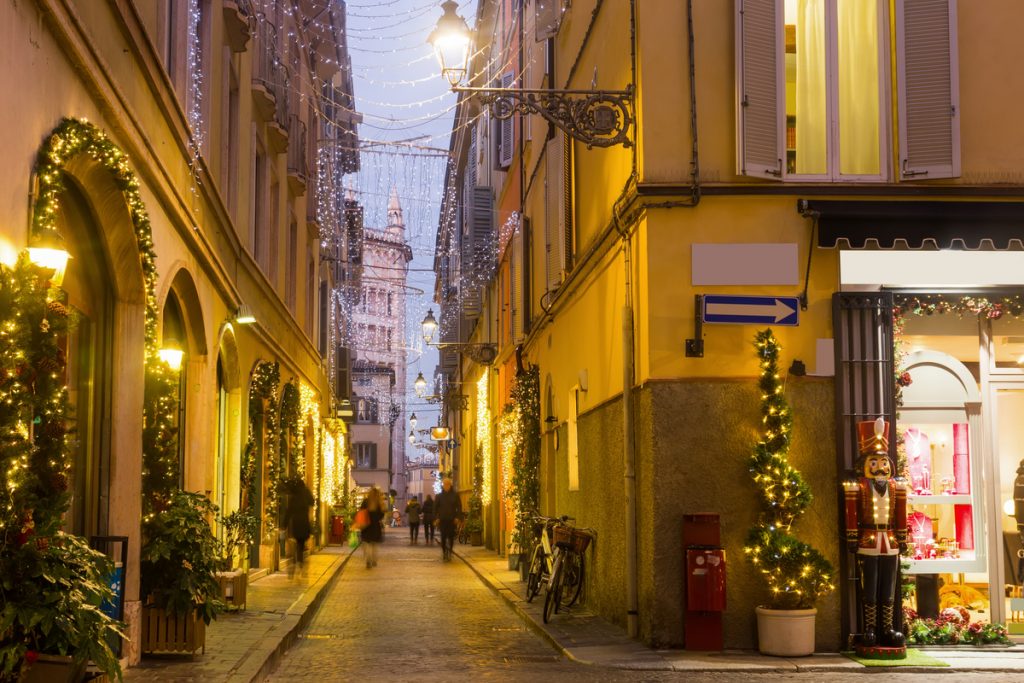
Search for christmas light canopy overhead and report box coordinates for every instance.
[427,0,471,87]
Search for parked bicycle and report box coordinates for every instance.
[524,515,562,603]
[543,521,593,622]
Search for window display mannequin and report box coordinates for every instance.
[843,418,908,650]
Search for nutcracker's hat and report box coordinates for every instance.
[857,417,890,456]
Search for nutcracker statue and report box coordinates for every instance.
[843,417,907,653]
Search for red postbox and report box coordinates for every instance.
[686,548,726,612]
[683,513,723,650]
[330,515,346,543]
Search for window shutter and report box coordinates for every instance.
[896,0,960,180]
[560,131,573,273]
[460,186,494,319]
[511,223,524,342]
[736,0,783,178]
[544,134,564,291]
[498,72,515,168]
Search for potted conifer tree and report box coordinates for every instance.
[745,330,835,656]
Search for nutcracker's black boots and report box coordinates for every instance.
[860,603,878,646]
[881,602,906,647]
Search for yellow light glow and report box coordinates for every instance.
[476,373,492,506]
[1005,498,1016,516]
[157,347,184,371]
[27,248,70,286]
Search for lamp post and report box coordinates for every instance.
[419,310,497,365]
[158,333,185,371]
[27,225,71,287]
[428,1,634,149]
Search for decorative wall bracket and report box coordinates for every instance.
[456,85,634,149]
[435,342,498,365]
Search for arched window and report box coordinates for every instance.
[162,292,189,487]
[60,181,114,538]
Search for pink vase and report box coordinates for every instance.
[953,423,970,494]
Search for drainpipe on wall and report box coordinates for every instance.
[621,237,639,640]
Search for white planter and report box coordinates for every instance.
[755,606,817,657]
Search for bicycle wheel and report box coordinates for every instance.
[564,551,585,607]
[525,546,544,602]
[543,555,563,624]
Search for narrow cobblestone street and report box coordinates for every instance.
[266,532,1024,682]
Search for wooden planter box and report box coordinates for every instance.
[216,570,248,611]
[470,530,483,546]
[18,654,85,683]
[141,605,206,655]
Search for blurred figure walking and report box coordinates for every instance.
[357,486,386,568]
[421,495,436,545]
[405,497,421,544]
[435,478,462,562]
[283,476,314,578]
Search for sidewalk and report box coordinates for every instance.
[124,544,355,682]
[454,544,1024,674]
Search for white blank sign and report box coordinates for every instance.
[692,243,799,286]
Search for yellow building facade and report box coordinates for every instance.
[438,0,1024,650]
[0,0,357,665]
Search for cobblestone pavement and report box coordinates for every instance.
[267,535,1024,682]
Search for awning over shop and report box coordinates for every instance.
[798,200,1024,250]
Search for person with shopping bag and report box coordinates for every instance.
[354,487,385,569]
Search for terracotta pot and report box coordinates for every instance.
[755,606,817,657]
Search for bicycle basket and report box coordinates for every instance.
[551,524,573,548]
[570,528,593,553]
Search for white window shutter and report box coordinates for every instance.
[498,72,515,168]
[896,0,960,180]
[736,0,783,179]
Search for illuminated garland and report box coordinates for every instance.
[508,366,540,552]
[498,406,521,524]
[0,256,73,539]
[744,329,834,610]
[246,362,280,541]
[29,118,181,511]
[297,384,320,486]
[476,373,492,506]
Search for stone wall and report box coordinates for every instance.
[565,376,841,650]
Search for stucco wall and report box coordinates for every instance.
[565,376,841,651]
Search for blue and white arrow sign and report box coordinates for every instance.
[702,295,800,326]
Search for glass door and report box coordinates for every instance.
[990,386,1024,634]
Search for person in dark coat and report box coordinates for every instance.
[435,478,463,562]
[359,486,386,569]
[405,497,421,544]
[421,495,436,545]
[284,477,315,578]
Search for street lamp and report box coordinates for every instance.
[409,429,416,445]
[27,225,71,287]
[427,0,471,87]
[428,2,633,149]
[421,308,438,344]
[419,310,497,365]
[159,333,185,371]
[410,412,418,429]
[414,372,428,398]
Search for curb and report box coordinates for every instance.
[454,550,1024,675]
[452,548,620,669]
[226,545,357,683]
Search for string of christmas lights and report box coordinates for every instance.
[743,330,834,610]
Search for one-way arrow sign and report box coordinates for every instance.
[702,295,799,326]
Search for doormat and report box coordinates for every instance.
[843,648,949,667]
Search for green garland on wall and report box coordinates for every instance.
[245,362,280,542]
[31,117,179,508]
[507,366,541,552]
[0,256,74,540]
[744,329,835,610]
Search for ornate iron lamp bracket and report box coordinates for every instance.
[457,85,634,149]
[435,342,497,365]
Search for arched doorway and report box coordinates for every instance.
[59,179,115,539]
[215,325,242,542]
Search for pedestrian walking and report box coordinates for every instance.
[435,478,462,562]
[421,494,436,545]
[283,476,315,578]
[405,497,421,544]
[357,486,385,569]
